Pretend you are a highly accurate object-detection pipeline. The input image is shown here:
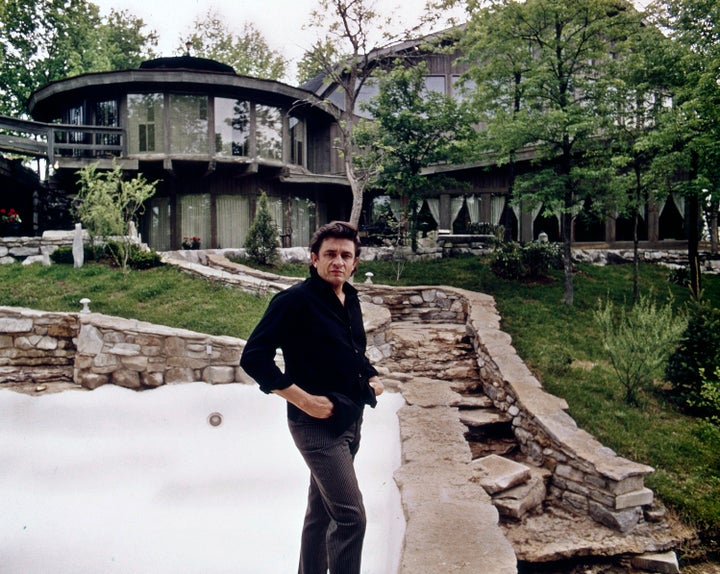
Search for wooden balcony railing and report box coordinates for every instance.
[0,116,125,165]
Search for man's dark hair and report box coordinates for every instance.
[309,221,362,258]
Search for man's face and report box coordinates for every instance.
[311,237,358,292]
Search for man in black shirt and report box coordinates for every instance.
[240,221,383,574]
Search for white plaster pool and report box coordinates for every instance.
[0,382,405,573]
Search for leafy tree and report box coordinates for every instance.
[604,17,677,301]
[296,39,341,85]
[666,297,720,415]
[459,0,639,305]
[75,163,157,277]
[303,0,447,227]
[180,10,287,81]
[355,63,474,251]
[0,0,157,117]
[245,191,279,266]
[644,0,720,296]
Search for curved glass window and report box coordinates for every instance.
[127,94,164,154]
[256,104,283,161]
[215,98,250,157]
[169,95,209,154]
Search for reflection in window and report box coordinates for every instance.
[180,194,211,246]
[128,94,164,154]
[215,98,250,157]
[451,75,476,102]
[63,105,85,156]
[289,116,305,166]
[354,79,379,118]
[256,105,283,160]
[216,195,251,248]
[95,100,120,148]
[424,76,446,95]
[170,95,209,154]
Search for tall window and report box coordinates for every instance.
[180,194,211,246]
[148,197,171,251]
[95,100,119,148]
[216,195,251,248]
[215,98,250,157]
[291,197,315,246]
[256,104,283,161]
[127,94,164,154]
[424,76,446,95]
[169,95,209,154]
[289,115,305,166]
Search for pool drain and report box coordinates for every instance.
[207,412,223,427]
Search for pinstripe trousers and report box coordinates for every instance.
[288,413,366,574]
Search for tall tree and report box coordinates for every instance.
[0,0,157,117]
[181,10,288,81]
[605,14,676,301]
[459,0,638,305]
[645,0,720,296]
[303,0,448,227]
[355,63,474,250]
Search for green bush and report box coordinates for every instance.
[244,191,279,266]
[129,249,163,270]
[49,245,95,264]
[490,241,562,280]
[595,295,687,405]
[666,299,720,415]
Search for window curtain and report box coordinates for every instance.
[180,194,211,247]
[216,195,251,248]
[491,196,506,225]
[425,198,440,225]
[450,197,465,227]
[291,198,314,247]
[672,193,685,217]
[466,195,480,224]
[149,197,171,251]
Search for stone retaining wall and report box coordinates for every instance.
[359,283,655,533]
[0,230,82,265]
[0,301,392,392]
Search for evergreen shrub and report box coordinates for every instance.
[244,191,279,266]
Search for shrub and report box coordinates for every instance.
[490,241,562,280]
[129,249,163,270]
[595,295,687,405]
[50,245,94,264]
[694,367,720,425]
[244,191,279,266]
[666,299,720,414]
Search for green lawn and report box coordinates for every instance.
[1,256,719,548]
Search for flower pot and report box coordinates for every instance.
[1,222,22,237]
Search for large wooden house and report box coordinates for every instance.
[1,32,688,249]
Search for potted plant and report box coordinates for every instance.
[0,208,22,236]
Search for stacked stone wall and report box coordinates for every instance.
[0,307,78,384]
[361,284,655,533]
[0,230,82,265]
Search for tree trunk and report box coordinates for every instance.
[561,207,574,305]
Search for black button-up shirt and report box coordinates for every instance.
[240,268,378,421]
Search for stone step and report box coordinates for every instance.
[471,454,532,495]
[450,394,493,408]
[492,466,551,520]
[459,408,512,428]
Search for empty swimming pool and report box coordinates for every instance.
[0,382,405,573]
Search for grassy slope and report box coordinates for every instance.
[1,257,718,541]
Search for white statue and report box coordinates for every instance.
[72,223,84,268]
